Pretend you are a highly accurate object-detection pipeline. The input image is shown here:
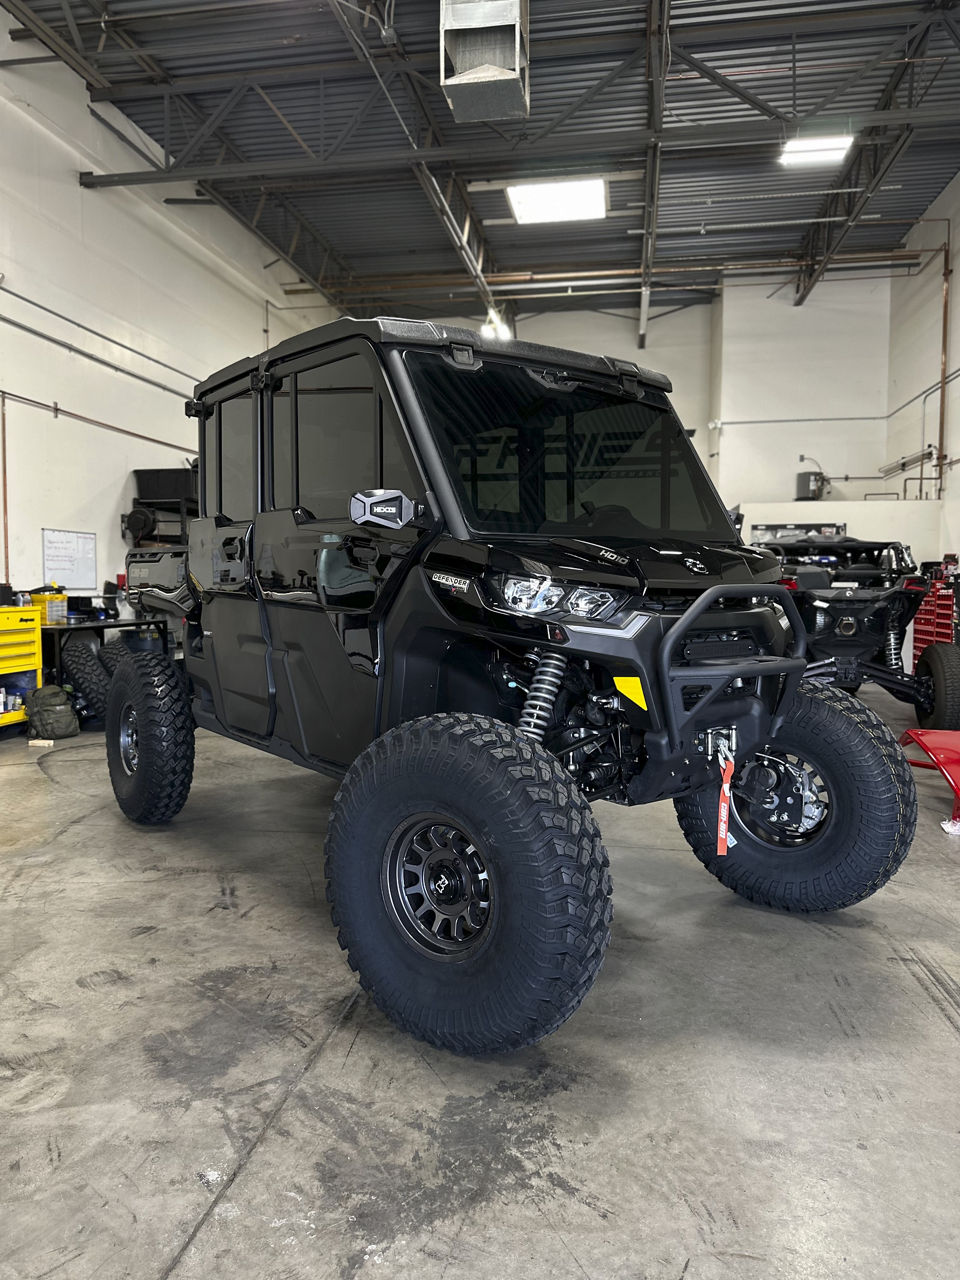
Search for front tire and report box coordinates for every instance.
[324,713,612,1054]
[674,685,916,912]
[106,653,195,824]
[915,642,960,729]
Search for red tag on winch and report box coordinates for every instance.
[716,755,735,857]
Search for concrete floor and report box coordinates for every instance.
[2,688,959,1280]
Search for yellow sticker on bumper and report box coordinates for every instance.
[614,675,647,710]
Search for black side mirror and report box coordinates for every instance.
[349,489,415,529]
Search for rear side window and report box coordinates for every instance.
[297,354,377,519]
[218,392,256,522]
[200,388,256,521]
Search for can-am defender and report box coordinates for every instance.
[108,319,917,1054]
[757,533,960,729]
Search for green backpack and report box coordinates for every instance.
[25,685,80,740]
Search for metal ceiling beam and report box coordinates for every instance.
[793,19,936,304]
[0,0,108,85]
[288,0,508,324]
[532,47,647,143]
[30,5,949,102]
[171,82,248,169]
[807,21,934,116]
[2,0,355,306]
[76,102,960,192]
[671,46,788,121]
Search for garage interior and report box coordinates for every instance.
[2,2,960,1278]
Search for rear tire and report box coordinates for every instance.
[915,643,960,730]
[106,653,194,824]
[674,684,916,912]
[61,641,111,718]
[324,713,612,1054]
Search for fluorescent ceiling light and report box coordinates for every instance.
[780,135,854,166]
[506,178,606,224]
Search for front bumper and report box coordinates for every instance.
[567,584,807,802]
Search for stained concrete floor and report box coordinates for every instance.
[1,688,959,1280]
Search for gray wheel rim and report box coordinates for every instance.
[118,702,140,775]
[381,814,494,959]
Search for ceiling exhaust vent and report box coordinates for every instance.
[440,0,529,123]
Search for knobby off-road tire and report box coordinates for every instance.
[98,638,130,676]
[324,713,613,1055]
[915,642,960,730]
[61,641,111,719]
[674,683,917,912]
[106,652,195,824]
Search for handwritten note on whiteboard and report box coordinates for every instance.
[42,529,97,590]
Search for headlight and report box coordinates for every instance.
[493,574,626,621]
[501,575,566,613]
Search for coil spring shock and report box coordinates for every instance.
[518,652,568,743]
[885,625,903,670]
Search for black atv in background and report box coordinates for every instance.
[756,534,960,729]
[102,318,918,1055]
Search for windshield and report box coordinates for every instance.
[404,352,736,543]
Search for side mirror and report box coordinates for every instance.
[350,489,415,529]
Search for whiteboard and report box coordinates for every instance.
[42,529,98,590]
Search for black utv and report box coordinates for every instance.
[756,533,960,729]
[108,318,917,1055]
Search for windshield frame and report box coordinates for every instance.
[400,348,739,546]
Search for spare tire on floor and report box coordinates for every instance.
[98,638,131,676]
[61,642,111,719]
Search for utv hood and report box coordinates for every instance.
[487,535,781,593]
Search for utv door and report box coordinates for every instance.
[189,380,272,738]
[254,341,429,768]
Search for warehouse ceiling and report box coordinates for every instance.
[4,0,960,340]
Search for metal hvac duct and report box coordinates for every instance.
[440,0,530,123]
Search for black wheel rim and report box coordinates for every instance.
[381,815,494,959]
[732,750,833,849]
[118,702,140,775]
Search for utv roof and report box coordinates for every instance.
[193,315,672,400]
[755,535,905,552]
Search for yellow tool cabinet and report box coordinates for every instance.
[0,605,42,727]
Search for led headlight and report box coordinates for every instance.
[501,575,566,613]
[493,575,626,621]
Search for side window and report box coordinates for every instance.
[380,396,423,498]
[297,354,377,519]
[219,391,255,522]
[272,376,295,509]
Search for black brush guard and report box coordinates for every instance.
[657,584,807,752]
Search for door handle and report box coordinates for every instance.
[350,543,378,565]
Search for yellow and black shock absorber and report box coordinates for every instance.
[518,652,568,743]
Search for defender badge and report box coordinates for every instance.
[432,572,471,594]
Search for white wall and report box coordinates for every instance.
[887,170,960,547]
[713,275,892,506]
[0,40,336,590]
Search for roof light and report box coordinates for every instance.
[506,178,606,224]
[780,135,854,166]
[480,310,512,340]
